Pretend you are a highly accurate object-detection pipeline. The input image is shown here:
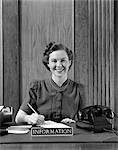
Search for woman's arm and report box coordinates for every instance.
[15,109,45,124]
[15,81,45,124]
[15,109,29,123]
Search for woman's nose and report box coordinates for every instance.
[56,61,62,67]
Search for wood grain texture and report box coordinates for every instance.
[0,0,3,105]
[101,0,106,106]
[114,0,118,129]
[21,0,74,102]
[93,0,98,105]
[97,0,102,105]
[109,0,114,111]
[74,0,88,106]
[1,143,118,150]
[88,0,114,107]
[3,0,20,117]
[106,0,110,107]
[88,0,94,105]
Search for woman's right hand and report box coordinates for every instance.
[25,113,45,125]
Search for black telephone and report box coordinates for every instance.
[0,106,13,127]
[76,105,113,132]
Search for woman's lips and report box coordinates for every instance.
[55,69,64,73]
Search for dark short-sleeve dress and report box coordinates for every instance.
[20,78,85,122]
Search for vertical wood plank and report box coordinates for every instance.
[0,0,3,105]
[109,0,114,110]
[74,0,88,106]
[3,0,20,117]
[114,0,118,129]
[72,0,74,81]
[98,0,102,105]
[101,0,106,105]
[88,0,94,105]
[93,0,98,105]
[106,0,110,107]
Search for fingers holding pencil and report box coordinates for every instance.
[26,103,45,125]
[25,113,45,125]
[37,114,45,125]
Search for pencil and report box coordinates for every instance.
[27,103,38,114]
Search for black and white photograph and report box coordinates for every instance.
[0,0,118,149]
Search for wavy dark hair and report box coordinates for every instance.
[42,42,73,71]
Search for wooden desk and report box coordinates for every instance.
[1,124,118,150]
[1,143,118,150]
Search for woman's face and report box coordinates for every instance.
[48,50,71,78]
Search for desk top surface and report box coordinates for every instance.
[0,123,118,144]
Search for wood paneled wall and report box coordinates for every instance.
[74,0,114,108]
[87,0,114,109]
[2,0,20,117]
[74,0,88,106]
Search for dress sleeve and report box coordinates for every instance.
[78,84,86,110]
[20,80,39,115]
[74,83,87,121]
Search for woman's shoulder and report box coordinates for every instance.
[29,79,49,89]
[69,79,84,87]
[69,79,85,92]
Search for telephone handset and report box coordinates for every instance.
[76,105,113,132]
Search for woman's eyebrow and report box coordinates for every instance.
[51,57,67,60]
[50,58,57,60]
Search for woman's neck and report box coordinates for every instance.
[51,75,68,87]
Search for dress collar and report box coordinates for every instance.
[49,77,70,92]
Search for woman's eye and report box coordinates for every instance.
[61,59,66,63]
[51,60,57,63]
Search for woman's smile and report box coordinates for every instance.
[55,67,64,72]
[55,69,64,74]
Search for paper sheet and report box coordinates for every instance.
[38,120,71,128]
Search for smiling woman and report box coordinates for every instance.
[43,42,72,87]
[15,42,86,125]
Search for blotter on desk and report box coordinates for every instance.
[31,120,73,136]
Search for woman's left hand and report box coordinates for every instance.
[61,118,75,123]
